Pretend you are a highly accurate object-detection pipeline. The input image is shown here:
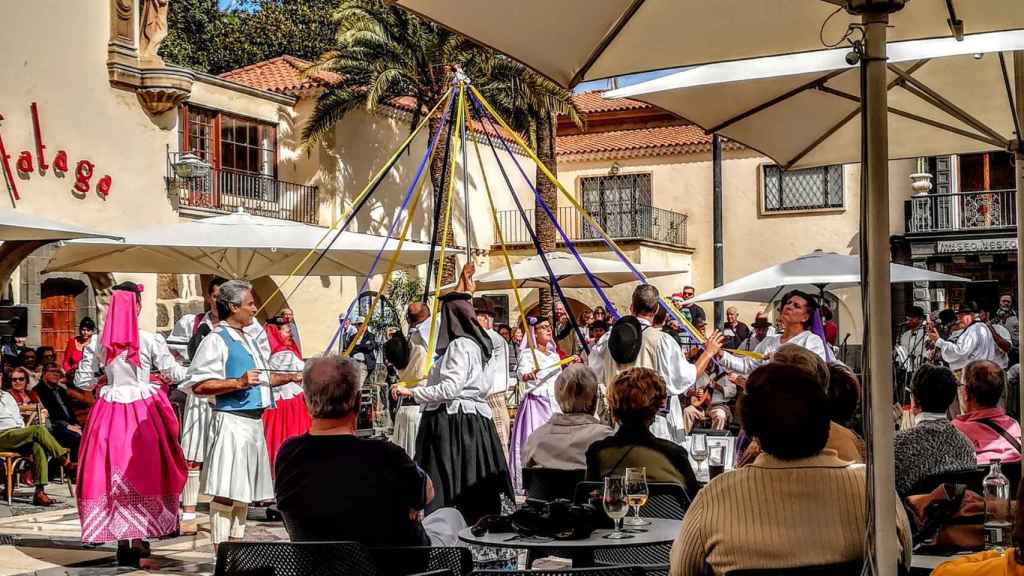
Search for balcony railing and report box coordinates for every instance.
[165,153,319,224]
[906,189,1016,234]
[495,204,688,248]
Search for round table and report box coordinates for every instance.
[458,517,682,567]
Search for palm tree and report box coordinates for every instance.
[303,0,581,300]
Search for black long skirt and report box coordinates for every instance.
[415,408,514,526]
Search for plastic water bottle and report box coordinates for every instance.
[983,459,1012,549]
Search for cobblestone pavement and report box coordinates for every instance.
[0,488,287,576]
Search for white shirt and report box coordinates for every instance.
[0,391,24,431]
[587,317,698,396]
[720,330,828,375]
[517,347,563,410]
[898,327,928,369]
[268,350,305,400]
[412,338,491,417]
[75,332,188,403]
[483,328,510,395]
[184,321,274,407]
[167,312,215,361]
[935,321,998,371]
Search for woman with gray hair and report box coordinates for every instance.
[184,280,302,549]
[522,364,612,471]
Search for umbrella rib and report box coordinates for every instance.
[241,250,259,279]
[887,63,1008,147]
[569,0,647,87]
[190,247,238,278]
[818,85,1006,148]
[997,52,1022,140]
[708,69,847,134]
[44,246,131,271]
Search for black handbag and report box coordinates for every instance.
[471,498,600,540]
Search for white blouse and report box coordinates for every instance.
[483,328,510,395]
[412,338,491,417]
[183,321,274,408]
[719,330,828,375]
[517,348,562,410]
[75,332,188,404]
[268,350,305,401]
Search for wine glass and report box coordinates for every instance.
[624,467,650,527]
[602,476,633,539]
[691,434,709,481]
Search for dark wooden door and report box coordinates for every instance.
[41,293,76,356]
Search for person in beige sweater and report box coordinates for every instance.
[670,363,911,575]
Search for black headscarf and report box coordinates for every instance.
[436,292,493,364]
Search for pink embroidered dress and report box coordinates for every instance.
[74,291,188,544]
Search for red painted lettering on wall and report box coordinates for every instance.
[0,103,112,203]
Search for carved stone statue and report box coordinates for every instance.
[139,0,170,66]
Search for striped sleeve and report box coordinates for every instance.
[670,489,708,576]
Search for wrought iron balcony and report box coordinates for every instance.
[165,153,319,225]
[906,189,1016,234]
[495,204,689,248]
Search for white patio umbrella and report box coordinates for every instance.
[0,209,123,241]
[390,3,1023,572]
[44,209,433,279]
[446,251,685,292]
[685,251,969,304]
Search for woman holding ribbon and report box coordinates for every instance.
[391,263,513,525]
[718,290,829,374]
[262,318,310,470]
[75,282,188,565]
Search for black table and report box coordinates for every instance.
[458,517,682,567]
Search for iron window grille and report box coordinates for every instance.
[762,164,844,212]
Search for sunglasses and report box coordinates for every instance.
[10,377,27,382]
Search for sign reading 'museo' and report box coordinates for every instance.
[0,102,112,203]
[937,238,1018,254]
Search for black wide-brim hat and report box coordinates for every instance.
[751,318,772,329]
[383,331,411,370]
[957,301,979,315]
[609,315,644,365]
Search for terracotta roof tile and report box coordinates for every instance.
[220,55,341,94]
[556,125,742,159]
[571,90,652,114]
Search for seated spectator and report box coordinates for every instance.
[275,356,465,547]
[670,364,911,575]
[35,363,82,462]
[826,363,867,461]
[4,367,41,419]
[62,317,95,374]
[894,365,976,497]
[523,365,612,470]
[0,387,74,506]
[586,367,699,498]
[17,349,39,388]
[954,360,1022,464]
[933,474,1024,575]
[35,346,56,371]
[736,345,864,466]
[682,364,736,433]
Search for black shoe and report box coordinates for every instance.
[265,506,282,522]
[116,546,141,567]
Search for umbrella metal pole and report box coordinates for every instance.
[713,134,724,328]
[1015,51,1024,423]
[861,8,898,576]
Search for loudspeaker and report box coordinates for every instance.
[0,306,27,338]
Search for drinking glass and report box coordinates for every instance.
[691,434,709,480]
[708,445,726,480]
[624,467,650,527]
[602,476,633,539]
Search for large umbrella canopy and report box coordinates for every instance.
[686,251,968,304]
[394,0,1023,87]
[44,210,433,279]
[607,30,1024,169]
[0,210,123,241]
[450,251,685,292]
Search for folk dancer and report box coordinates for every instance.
[474,297,511,458]
[391,263,513,525]
[166,276,227,535]
[184,280,302,548]
[384,302,432,458]
[75,282,188,565]
[718,290,829,374]
[590,284,722,445]
[928,302,999,377]
[510,316,563,492]
[262,317,310,471]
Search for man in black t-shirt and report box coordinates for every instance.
[275,356,465,547]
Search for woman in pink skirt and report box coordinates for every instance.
[262,319,310,469]
[509,317,563,493]
[75,282,187,566]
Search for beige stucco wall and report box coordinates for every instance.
[556,152,920,344]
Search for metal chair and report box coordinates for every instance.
[523,468,586,502]
[214,541,378,576]
[573,482,690,568]
[369,546,473,576]
[726,561,864,575]
[474,567,646,576]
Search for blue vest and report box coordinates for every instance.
[213,328,264,412]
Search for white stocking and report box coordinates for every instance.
[209,501,233,545]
